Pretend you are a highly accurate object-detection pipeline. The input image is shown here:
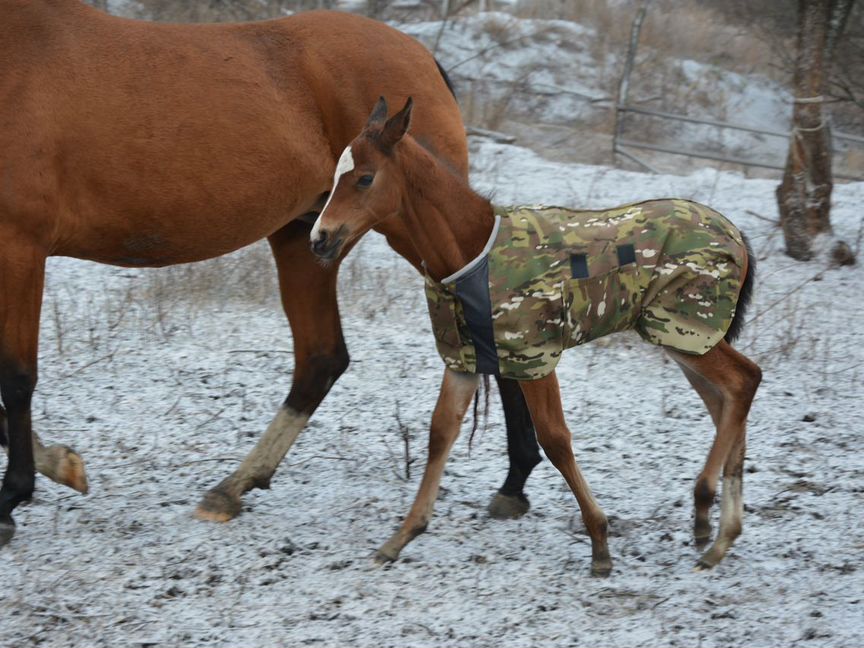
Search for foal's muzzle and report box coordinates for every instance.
[310,228,343,261]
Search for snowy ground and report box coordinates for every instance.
[2,139,863,647]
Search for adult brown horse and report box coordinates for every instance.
[0,1,541,545]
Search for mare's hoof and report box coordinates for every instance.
[50,446,89,494]
[488,492,530,520]
[195,488,242,522]
[0,519,15,547]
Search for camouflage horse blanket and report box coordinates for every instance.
[424,199,747,380]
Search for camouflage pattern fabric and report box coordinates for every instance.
[424,199,747,380]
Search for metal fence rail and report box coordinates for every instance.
[612,4,863,180]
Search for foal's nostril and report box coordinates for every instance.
[311,231,329,256]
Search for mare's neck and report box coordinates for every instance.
[396,138,495,282]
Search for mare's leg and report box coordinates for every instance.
[0,411,88,495]
[376,369,479,563]
[196,221,349,521]
[488,377,542,519]
[0,245,45,546]
[669,341,761,568]
[519,372,612,576]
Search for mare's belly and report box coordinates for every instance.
[55,201,298,267]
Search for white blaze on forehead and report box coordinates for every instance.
[311,146,355,242]
[333,145,356,179]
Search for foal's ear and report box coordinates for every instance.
[379,97,413,150]
[367,96,389,130]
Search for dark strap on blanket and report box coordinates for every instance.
[453,256,499,375]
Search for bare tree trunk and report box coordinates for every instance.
[777,0,833,261]
[777,0,855,261]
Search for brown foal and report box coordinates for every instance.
[0,1,546,546]
[311,98,762,575]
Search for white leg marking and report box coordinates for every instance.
[237,406,311,480]
[311,146,355,242]
[718,475,743,538]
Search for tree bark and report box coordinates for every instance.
[777,0,856,261]
[777,0,834,261]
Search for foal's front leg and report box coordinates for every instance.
[375,369,479,563]
[519,372,612,576]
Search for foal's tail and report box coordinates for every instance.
[724,231,756,343]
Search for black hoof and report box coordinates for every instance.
[488,492,530,520]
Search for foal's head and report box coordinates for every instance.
[310,97,413,261]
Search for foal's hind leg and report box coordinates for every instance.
[520,372,612,576]
[375,369,479,563]
[669,341,761,568]
[196,221,350,522]
[672,364,723,547]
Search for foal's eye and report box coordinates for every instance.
[357,174,374,188]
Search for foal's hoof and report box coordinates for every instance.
[0,519,15,547]
[695,547,723,571]
[373,550,397,565]
[373,540,402,565]
[488,492,530,520]
[591,558,613,577]
[694,521,712,549]
[195,487,242,522]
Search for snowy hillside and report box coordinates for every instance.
[400,12,806,172]
[2,138,862,647]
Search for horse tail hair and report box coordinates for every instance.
[435,58,457,99]
[468,375,490,454]
[724,231,756,343]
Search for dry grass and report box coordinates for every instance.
[141,242,278,310]
[514,0,775,77]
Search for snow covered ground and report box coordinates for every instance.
[2,137,862,647]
